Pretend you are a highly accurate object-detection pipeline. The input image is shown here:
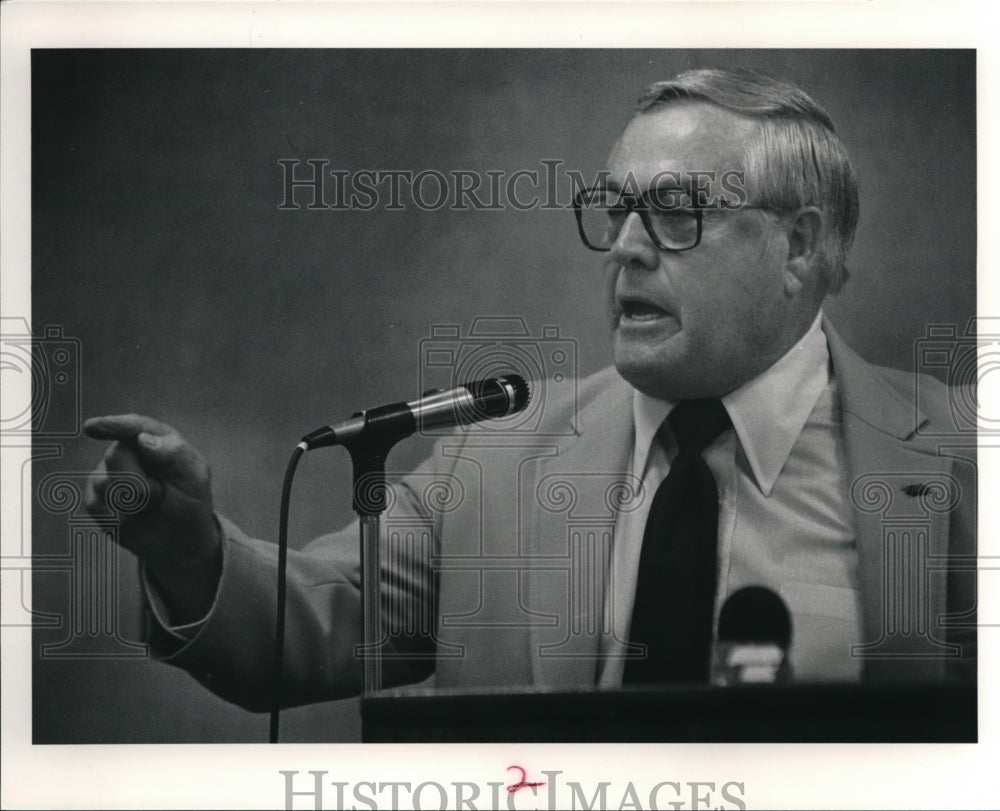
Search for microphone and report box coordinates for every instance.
[299,374,531,450]
[712,586,793,686]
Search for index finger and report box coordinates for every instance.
[83,413,176,441]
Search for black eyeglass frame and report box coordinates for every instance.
[572,185,785,253]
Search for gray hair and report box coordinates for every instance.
[635,68,859,292]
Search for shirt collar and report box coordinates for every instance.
[632,385,674,483]
[632,310,830,497]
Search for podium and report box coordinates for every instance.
[362,683,976,742]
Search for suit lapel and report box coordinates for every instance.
[525,375,635,687]
[826,320,954,682]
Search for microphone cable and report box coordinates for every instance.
[269,442,307,743]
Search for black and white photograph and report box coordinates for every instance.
[1,3,996,809]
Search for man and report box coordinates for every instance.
[84,68,976,711]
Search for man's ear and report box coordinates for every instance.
[783,207,824,298]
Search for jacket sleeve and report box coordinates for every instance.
[142,462,445,712]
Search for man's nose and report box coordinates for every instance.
[608,212,658,269]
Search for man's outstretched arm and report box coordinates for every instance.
[84,413,222,625]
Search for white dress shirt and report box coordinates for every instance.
[598,311,864,686]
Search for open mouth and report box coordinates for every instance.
[618,297,673,322]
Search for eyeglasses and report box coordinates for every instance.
[573,185,781,253]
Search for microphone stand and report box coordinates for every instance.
[273,378,525,738]
[339,406,416,696]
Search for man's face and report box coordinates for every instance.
[605,101,800,401]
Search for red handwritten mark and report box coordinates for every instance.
[506,765,546,793]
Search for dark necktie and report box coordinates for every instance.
[624,399,732,684]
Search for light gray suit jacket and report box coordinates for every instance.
[152,321,977,710]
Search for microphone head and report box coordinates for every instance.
[713,586,793,686]
[499,373,531,413]
[717,585,792,648]
[464,373,531,420]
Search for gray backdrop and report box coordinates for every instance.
[29,49,975,742]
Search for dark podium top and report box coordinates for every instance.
[362,683,976,743]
